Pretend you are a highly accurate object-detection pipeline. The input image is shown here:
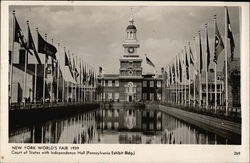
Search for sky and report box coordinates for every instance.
[9,5,240,78]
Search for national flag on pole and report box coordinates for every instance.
[146,56,155,67]
[37,32,57,59]
[179,57,182,83]
[169,66,172,85]
[206,26,210,72]
[27,25,41,64]
[172,62,175,83]
[226,7,235,61]
[213,20,224,64]
[65,51,70,66]
[198,32,203,73]
[13,16,26,48]
[176,56,179,81]
[189,43,194,65]
[185,48,189,80]
[99,66,102,74]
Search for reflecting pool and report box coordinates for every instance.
[9,108,235,144]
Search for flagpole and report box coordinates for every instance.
[34,55,37,104]
[184,46,187,106]
[224,7,229,116]
[75,55,77,102]
[193,37,196,107]
[198,31,202,108]
[23,20,29,107]
[175,57,178,104]
[214,15,217,113]
[188,42,191,106]
[205,24,209,110]
[51,38,54,103]
[10,10,15,105]
[42,33,48,104]
[67,50,70,102]
[62,47,65,103]
[56,43,60,103]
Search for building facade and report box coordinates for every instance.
[97,18,162,102]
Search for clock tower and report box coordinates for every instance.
[119,18,143,78]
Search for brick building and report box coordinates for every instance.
[97,18,162,102]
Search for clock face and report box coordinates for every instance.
[128,47,135,53]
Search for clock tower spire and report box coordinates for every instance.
[120,14,142,78]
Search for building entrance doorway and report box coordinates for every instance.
[129,95,132,102]
[125,82,136,102]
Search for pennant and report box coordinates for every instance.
[199,32,203,73]
[146,56,155,67]
[179,57,182,83]
[37,32,57,59]
[226,7,235,61]
[206,27,210,72]
[185,49,189,80]
[213,20,224,64]
[172,63,175,83]
[189,43,194,65]
[13,16,26,48]
[99,66,103,74]
[65,51,69,66]
[27,25,41,64]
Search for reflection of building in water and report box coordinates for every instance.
[119,133,142,144]
[97,17,162,102]
[96,109,162,132]
[9,111,98,144]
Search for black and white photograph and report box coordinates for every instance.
[1,1,249,163]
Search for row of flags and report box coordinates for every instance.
[165,7,235,87]
[10,11,97,104]
[12,12,96,87]
[163,7,236,113]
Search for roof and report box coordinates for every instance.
[126,24,137,30]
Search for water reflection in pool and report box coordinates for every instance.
[9,108,231,144]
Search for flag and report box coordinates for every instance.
[146,56,155,67]
[213,20,224,64]
[37,32,57,59]
[176,56,179,81]
[27,25,41,64]
[199,32,203,73]
[169,66,172,85]
[185,48,189,80]
[179,57,182,83]
[189,43,194,65]
[206,27,210,72]
[65,51,69,66]
[172,62,175,83]
[13,16,26,48]
[99,66,102,74]
[226,7,235,61]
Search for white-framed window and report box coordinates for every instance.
[142,123,147,130]
[114,93,119,100]
[114,110,119,117]
[157,93,161,100]
[107,110,112,117]
[150,123,154,130]
[150,93,154,101]
[115,80,119,87]
[150,81,154,87]
[108,80,112,87]
[103,80,106,87]
[143,81,147,87]
[157,81,161,88]
[143,93,147,100]
[108,93,112,100]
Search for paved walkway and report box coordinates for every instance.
[159,105,241,140]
